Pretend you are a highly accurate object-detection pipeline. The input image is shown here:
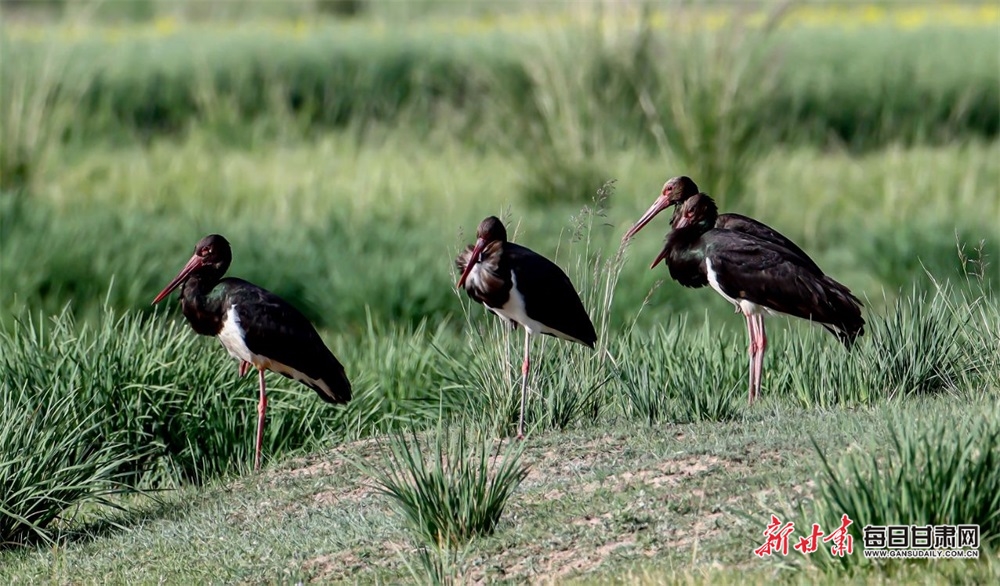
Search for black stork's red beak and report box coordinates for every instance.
[648,207,693,269]
[650,248,669,269]
[622,193,672,243]
[152,253,205,304]
[456,238,487,289]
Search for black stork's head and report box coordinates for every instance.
[622,176,700,242]
[671,192,718,230]
[650,194,719,269]
[152,234,232,304]
[456,216,507,288]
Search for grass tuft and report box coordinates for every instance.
[861,284,967,399]
[328,314,468,441]
[0,379,149,549]
[804,406,1000,571]
[369,426,529,549]
[0,305,341,487]
[617,320,743,424]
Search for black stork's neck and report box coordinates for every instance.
[179,271,230,336]
[457,216,513,308]
[460,239,512,309]
[658,194,719,287]
[153,234,234,337]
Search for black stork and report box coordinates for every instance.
[632,194,864,403]
[152,234,351,471]
[623,176,821,273]
[456,216,597,439]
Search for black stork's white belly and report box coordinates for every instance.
[467,265,588,344]
[216,304,339,397]
[705,258,778,318]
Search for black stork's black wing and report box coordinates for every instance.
[222,278,351,404]
[503,243,598,348]
[716,213,823,275]
[703,232,865,347]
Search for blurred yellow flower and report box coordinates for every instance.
[2,3,998,45]
[895,8,929,30]
[152,16,178,37]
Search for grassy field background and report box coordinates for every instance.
[1,0,999,582]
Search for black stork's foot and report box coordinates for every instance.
[239,360,251,378]
[747,373,761,406]
[516,433,525,441]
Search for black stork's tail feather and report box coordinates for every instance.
[294,354,352,404]
[320,366,352,404]
[316,351,352,404]
[817,275,865,350]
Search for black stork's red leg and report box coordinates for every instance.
[254,366,267,471]
[743,313,756,402]
[748,313,768,403]
[635,194,864,405]
[152,234,352,471]
[456,216,597,439]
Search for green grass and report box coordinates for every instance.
[0,378,148,548]
[804,408,1000,572]
[3,261,997,565]
[2,136,997,332]
[0,305,482,489]
[2,16,997,190]
[2,6,1000,582]
[367,425,529,549]
[2,398,998,583]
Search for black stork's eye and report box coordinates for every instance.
[200,247,212,257]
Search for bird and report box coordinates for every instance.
[622,176,863,401]
[152,234,351,471]
[637,194,864,404]
[622,176,821,273]
[456,216,597,439]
